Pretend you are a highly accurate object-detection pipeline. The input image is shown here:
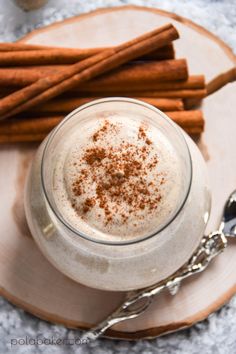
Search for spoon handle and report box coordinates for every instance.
[82,231,227,342]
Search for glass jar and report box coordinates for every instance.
[24,98,211,291]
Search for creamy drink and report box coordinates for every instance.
[25,98,211,290]
[53,115,183,242]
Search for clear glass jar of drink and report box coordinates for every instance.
[24,98,211,291]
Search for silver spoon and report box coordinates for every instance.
[81,190,236,342]
[220,190,236,237]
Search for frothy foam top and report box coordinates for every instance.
[52,113,183,241]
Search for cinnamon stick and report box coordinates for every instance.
[0,43,174,61]
[0,133,47,143]
[0,58,188,88]
[206,67,236,95]
[29,97,184,114]
[0,24,179,120]
[140,98,184,111]
[166,110,204,131]
[73,59,188,88]
[0,116,62,134]
[77,74,203,93]
[75,89,206,99]
[145,89,206,99]
[0,110,203,139]
[0,66,63,86]
[0,48,108,66]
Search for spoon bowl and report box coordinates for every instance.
[220,190,236,237]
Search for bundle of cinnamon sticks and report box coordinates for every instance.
[0,23,206,144]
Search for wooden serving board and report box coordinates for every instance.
[0,6,236,340]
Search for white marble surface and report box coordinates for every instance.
[0,0,236,353]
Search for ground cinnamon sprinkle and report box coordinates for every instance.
[71,120,164,226]
[84,147,106,165]
[138,126,146,140]
[82,198,96,213]
[92,119,115,142]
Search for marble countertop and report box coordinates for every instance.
[0,0,236,353]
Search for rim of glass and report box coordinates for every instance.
[41,97,193,246]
